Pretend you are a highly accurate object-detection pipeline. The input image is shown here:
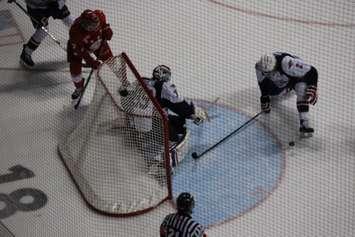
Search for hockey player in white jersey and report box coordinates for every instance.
[8,0,74,68]
[255,52,318,135]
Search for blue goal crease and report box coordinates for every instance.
[172,103,285,226]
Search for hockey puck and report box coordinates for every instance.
[288,141,295,146]
[191,152,199,159]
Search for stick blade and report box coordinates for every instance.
[191,152,199,159]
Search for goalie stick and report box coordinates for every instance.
[11,0,67,52]
[74,69,94,110]
[192,111,263,159]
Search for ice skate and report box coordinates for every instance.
[299,119,314,138]
[20,45,35,68]
[71,87,84,100]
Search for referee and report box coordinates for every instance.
[160,192,207,237]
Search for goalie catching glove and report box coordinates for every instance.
[191,106,208,125]
[260,95,271,113]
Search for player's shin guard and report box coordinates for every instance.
[297,102,314,134]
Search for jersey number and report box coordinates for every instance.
[167,227,181,237]
[0,165,48,219]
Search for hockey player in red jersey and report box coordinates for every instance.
[67,9,114,99]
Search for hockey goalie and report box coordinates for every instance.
[120,65,208,175]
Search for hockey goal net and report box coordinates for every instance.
[58,53,172,216]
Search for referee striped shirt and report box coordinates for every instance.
[160,213,206,237]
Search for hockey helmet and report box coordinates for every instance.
[259,54,276,72]
[80,10,100,31]
[176,192,195,214]
[152,65,171,82]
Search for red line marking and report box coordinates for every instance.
[206,0,355,28]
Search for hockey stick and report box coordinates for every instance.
[191,111,263,159]
[11,0,67,52]
[74,68,94,110]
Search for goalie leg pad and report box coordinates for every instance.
[169,129,190,168]
[168,115,187,142]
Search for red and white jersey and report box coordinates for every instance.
[68,10,108,58]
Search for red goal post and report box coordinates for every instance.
[58,52,173,216]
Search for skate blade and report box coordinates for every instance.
[300,132,313,139]
[20,59,34,69]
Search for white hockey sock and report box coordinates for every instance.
[299,112,309,121]
[71,74,83,83]
[32,28,48,45]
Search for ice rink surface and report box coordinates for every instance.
[0,0,354,236]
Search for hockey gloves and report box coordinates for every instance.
[306,85,317,105]
[102,24,113,41]
[260,95,271,113]
[192,106,208,125]
[91,60,101,70]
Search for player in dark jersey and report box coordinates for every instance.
[8,0,74,68]
[256,52,318,135]
[160,192,207,237]
[118,66,207,173]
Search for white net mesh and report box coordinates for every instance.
[58,53,171,215]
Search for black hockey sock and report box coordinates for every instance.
[296,101,309,113]
[25,37,40,52]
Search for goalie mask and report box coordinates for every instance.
[259,54,276,72]
[152,65,171,82]
[80,10,100,32]
[176,192,195,215]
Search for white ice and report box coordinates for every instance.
[0,0,354,236]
